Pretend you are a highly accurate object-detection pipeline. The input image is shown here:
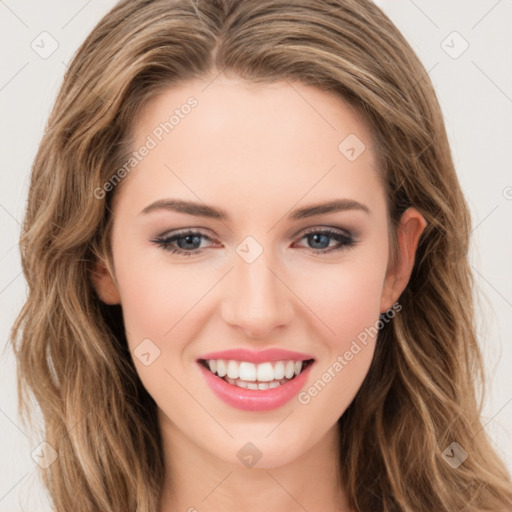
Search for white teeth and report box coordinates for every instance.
[274,361,285,379]
[284,360,295,379]
[227,360,239,379]
[216,359,227,377]
[221,376,298,390]
[256,362,274,382]
[239,362,257,381]
[205,358,309,386]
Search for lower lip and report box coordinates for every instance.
[198,362,313,411]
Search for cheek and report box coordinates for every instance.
[112,250,213,410]
[291,250,387,415]
[112,241,215,345]
[293,249,388,346]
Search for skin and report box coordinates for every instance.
[92,74,426,512]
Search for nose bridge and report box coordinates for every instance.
[221,242,293,337]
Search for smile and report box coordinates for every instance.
[196,349,315,411]
[201,359,312,390]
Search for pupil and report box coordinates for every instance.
[309,233,329,249]
[179,235,201,249]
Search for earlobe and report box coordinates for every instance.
[380,208,427,312]
[90,258,121,305]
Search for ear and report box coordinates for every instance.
[90,258,121,305]
[380,207,426,312]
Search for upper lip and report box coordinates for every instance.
[197,348,314,364]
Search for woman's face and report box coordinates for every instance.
[94,76,422,468]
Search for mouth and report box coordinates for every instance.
[199,358,315,390]
[196,350,315,411]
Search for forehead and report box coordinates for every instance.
[115,76,384,219]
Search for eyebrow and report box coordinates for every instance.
[140,198,370,220]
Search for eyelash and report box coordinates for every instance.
[152,227,356,257]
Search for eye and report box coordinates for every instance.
[152,230,217,256]
[152,227,356,257]
[293,227,356,254]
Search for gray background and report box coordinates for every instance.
[1,1,511,510]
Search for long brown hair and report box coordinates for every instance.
[10,0,512,510]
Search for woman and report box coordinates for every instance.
[10,0,512,510]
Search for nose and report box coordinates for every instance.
[221,250,294,339]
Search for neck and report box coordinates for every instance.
[157,414,352,512]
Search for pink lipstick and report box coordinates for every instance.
[197,348,314,411]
